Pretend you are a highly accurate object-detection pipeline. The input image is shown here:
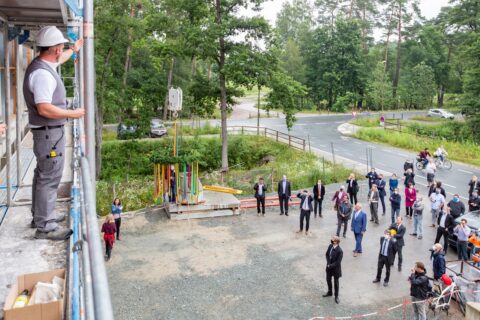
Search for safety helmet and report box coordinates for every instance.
[36,26,68,47]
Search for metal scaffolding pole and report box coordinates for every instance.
[83,0,96,188]
[15,39,22,189]
[4,23,12,206]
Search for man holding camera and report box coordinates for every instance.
[296,190,313,235]
[454,218,471,261]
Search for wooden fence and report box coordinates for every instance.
[227,126,306,151]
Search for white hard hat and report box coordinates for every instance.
[35,26,68,47]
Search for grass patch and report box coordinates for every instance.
[409,116,451,122]
[354,128,480,167]
[166,123,221,136]
[350,117,382,127]
[102,129,117,141]
[97,135,354,215]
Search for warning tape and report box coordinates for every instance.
[307,286,480,320]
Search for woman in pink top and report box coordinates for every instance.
[405,183,417,219]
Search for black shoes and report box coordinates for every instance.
[398,266,402,272]
[322,293,332,297]
[335,297,340,304]
[280,212,284,215]
[383,282,389,287]
[285,213,289,216]
[372,279,380,283]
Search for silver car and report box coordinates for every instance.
[427,109,455,119]
[150,119,167,137]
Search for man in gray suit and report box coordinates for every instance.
[296,190,313,235]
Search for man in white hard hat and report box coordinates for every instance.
[23,26,85,240]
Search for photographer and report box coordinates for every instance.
[408,262,431,320]
[296,190,313,235]
[454,218,471,261]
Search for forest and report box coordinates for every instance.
[94,0,480,173]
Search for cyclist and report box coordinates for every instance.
[434,145,448,164]
[418,148,431,168]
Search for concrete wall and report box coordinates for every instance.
[467,302,480,320]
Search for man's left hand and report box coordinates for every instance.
[72,38,84,52]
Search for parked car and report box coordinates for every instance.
[117,123,138,139]
[150,118,167,138]
[448,210,480,250]
[427,109,455,119]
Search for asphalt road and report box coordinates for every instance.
[215,111,479,201]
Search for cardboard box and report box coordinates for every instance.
[3,269,65,320]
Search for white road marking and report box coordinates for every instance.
[416,175,427,180]
[416,181,428,187]
[442,182,457,189]
[354,142,362,145]
[458,169,474,174]
[343,152,353,156]
[398,153,409,157]
[377,162,386,166]
[382,149,393,153]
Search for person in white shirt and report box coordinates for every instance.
[430,189,445,227]
[296,190,313,235]
[425,159,437,187]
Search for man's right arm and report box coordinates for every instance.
[36,103,85,119]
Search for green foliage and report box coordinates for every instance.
[398,63,436,109]
[462,33,480,143]
[332,92,358,113]
[354,128,480,167]
[267,71,307,130]
[350,117,383,128]
[367,62,394,110]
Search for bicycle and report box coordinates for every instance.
[434,156,453,170]
[426,276,466,318]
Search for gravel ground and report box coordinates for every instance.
[106,181,463,320]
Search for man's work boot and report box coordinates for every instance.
[35,227,73,240]
[30,214,67,228]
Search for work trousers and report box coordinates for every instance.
[314,198,323,217]
[394,245,403,268]
[32,127,65,232]
[115,217,122,239]
[370,202,379,223]
[300,210,311,231]
[256,197,265,214]
[435,227,450,254]
[326,270,340,298]
[376,255,391,283]
[336,218,348,237]
[279,194,289,214]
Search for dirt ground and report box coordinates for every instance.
[106,182,464,320]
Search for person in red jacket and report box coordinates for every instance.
[102,214,117,261]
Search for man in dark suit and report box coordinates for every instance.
[323,236,343,304]
[390,216,406,271]
[313,179,326,218]
[277,175,291,216]
[375,174,387,215]
[253,178,267,216]
[296,190,313,235]
[366,168,379,189]
[373,229,397,287]
[351,203,367,257]
[434,208,455,254]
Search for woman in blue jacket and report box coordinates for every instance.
[111,198,123,240]
[389,173,399,196]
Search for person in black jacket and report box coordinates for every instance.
[389,188,402,224]
[277,175,291,216]
[296,190,313,235]
[434,209,455,254]
[447,194,466,219]
[336,195,352,238]
[373,230,397,287]
[390,216,406,271]
[403,169,415,187]
[468,175,479,197]
[375,174,387,215]
[404,159,414,173]
[428,181,446,198]
[469,190,480,212]
[408,262,431,320]
[346,173,358,204]
[313,179,326,218]
[253,178,267,216]
[323,236,343,304]
[366,168,378,190]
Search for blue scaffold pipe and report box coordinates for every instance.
[70,185,80,320]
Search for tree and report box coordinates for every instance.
[279,38,306,83]
[367,61,394,110]
[267,71,307,131]
[462,33,480,143]
[275,0,314,46]
[398,62,436,109]
[207,0,270,172]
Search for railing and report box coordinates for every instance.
[227,126,306,151]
